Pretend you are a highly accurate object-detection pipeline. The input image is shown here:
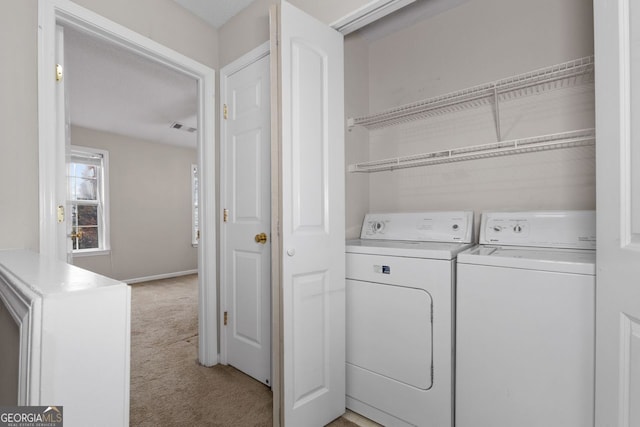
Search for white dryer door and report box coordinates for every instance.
[347,279,433,388]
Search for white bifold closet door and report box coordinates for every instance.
[274,2,346,426]
[594,0,640,425]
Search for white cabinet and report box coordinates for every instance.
[0,250,130,426]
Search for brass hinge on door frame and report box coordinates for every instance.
[57,205,65,223]
[223,104,228,120]
[223,208,229,222]
[224,311,228,326]
[56,64,63,82]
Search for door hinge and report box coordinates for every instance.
[55,64,63,82]
[223,208,229,222]
[224,311,228,326]
[223,104,228,120]
[57,205,64,223]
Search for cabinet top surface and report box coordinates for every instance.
[0,249,125,296]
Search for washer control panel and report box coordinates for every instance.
[480,210,596,249]
[360,211,474,243]
[488,221,529,237]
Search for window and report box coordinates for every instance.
[192,164,199,247]
[68,146,110,254]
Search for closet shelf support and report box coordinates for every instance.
[493,84,501,141]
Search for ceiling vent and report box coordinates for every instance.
[170,122,197,133]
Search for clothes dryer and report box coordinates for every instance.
[346,211,474,427]
[456,210,596,427]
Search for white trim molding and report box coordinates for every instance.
[618,313,640,426]
[37,0,218,366]
[124,269,198,285]
[0,265,40,405]
[330,0,416,35]
[618,0,640,251]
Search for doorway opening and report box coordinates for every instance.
[64,25,199,286]
[37,0,217,366]
[219,41,272,387]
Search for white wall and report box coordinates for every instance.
[218,0,374,67]
[73,0,219,69]
[0,1,39,252]
[218,0,274,67]
[0,0,217,254]
[70,126,197,282]
[346,0,595,227]
[345,33,371,239]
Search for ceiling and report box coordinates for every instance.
[65,27,198,149]
[65,1,255,149]
[173,0,255,29]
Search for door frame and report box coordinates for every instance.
[37,0,218,366]
[219,41,271,365]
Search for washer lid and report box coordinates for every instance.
[457,245,596,275]
[360,211,474,243]
[346,239,474,260]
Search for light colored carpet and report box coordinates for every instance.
[129,275,358,427]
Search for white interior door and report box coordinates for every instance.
[594,0,640,425]
[276,2,346,425]
[221,48,272,386]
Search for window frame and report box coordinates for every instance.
[192,163,199,247]
[68,145,111,257]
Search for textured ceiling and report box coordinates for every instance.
[65,26,198,148]
[65,0,258,148]
[173,0,255,28]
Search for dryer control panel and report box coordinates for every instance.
[480,210,596,249]
[360,211,474,243]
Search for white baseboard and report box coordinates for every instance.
[124,269,198,285]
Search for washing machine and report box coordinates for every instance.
[346,211,474,427]
[456,210,596,427]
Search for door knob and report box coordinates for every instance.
[255,232,268,244]
[69,231,84,240]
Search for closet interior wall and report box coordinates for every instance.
[344,0,595,236]
[345,33,371,238]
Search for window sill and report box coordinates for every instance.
[72,249,111,258]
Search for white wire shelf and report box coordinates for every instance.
[347,129,596,173]
[347,56,595,130]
